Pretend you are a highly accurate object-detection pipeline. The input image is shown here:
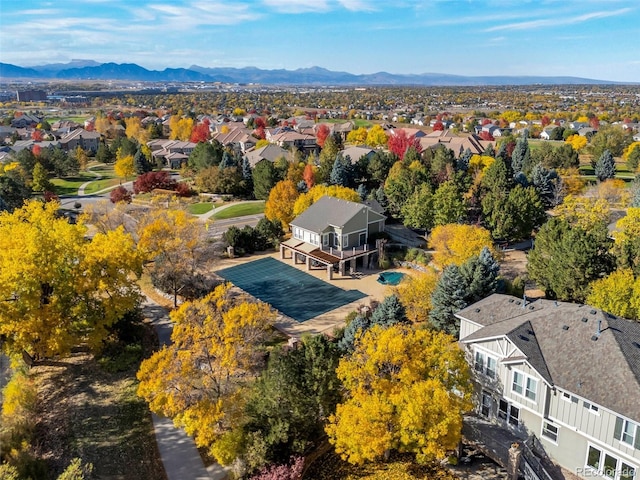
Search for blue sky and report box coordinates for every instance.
[1,0,639,82]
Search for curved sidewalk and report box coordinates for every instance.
[143,298,228,480]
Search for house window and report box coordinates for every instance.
[621,463,636,480]
[323,234,329,247]
[498,399,519,426]
[587,446,601,470]
[584,401,599,414]
[512,370,537,402]
[525,377,538,401]
[474,350,497,380]
[604,454,618,479]
[509,405,520,426]
[512,371,524,395]
[481,392,492,418]
[622,420,637,446]
[359,232,366,245]
[542,422,558,443]
[562,391,578,404]
[342,235,348,248]
[585,445,637,480]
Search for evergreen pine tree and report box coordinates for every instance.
[134,146,152,174]
[338,315,370,353]
[457,148,472,172]
[429,265,468,337]
[511,136,531,174]
[370,294,407,327]
[531,163,560,208]
[496,142,508,162]
[594,149,616,181]
[460,247,500,303]
[631,176,640,208]
[374,186,388,210]
[483,143,496,157]
[219,151,234,170]
[329,155,348,186]
[356,184,367,201]
[242,155,252,180]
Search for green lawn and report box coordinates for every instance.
[212,202,265,220]
[51,173,97,195]
[187,202,215,215]
[84,178,123,194]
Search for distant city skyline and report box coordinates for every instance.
[1,0,639,83]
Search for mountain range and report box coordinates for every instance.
[0,60,623,86]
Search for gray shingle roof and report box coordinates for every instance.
[290,196,383,233]
[458,294,640,422]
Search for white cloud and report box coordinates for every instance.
[261,0,330,13]
[140,1,260,27]
[485,7,632,32]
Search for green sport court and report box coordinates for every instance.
[216,257,366,322]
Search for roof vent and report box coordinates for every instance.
[581,317,588,323]
[508,299,514,303]
[590,309,597,315]
[518,334,529,341]
[529,305,535,310]
[475,308,481,313]
[633,342,640,349]
[515,300,521,305]
[562,325,570,331]
[591,335,599,341]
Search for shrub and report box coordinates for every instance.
[249,456,304,480]
[174,181,193,197]
[57,458,94,480]
[110,186,132,204]
[133,171,177,194]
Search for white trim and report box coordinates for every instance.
[511,368,538,404]
[549,415,640,465]
[584,442,638,480]
[541,420,560,446]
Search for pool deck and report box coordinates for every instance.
[213,251,402,338]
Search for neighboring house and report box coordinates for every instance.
[340,146,376,164]
[281,196,385,279]
[11,139,61,153]
[457,294,640,480]
[419,130,491,158]
[147,139,196,168]
[244,144,292,168]
[59,128,101,153]
[578,127,598,138]
[10,113,42,128]
[269,131,317,153]
[213,126,257,153]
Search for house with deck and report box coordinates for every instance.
[280,196,385,279]
[456,294,640,480]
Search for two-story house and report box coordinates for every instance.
[456,294,640,480]
[280,196,385,279]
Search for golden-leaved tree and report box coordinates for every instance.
[137,208,206,307]
[264,179,300,229]
[292,185,361,217]
[394,269,440,323]
[114,154,135,180]
[554,194,610,231]
[137,284,275,457]
[0,201,142,358]
[428,224,496,269]
[587,269,640,321]
[326,324,472,465]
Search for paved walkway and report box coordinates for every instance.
[143,298,229,480]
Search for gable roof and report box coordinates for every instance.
[458,294,640,421]
[290,196,385,233]
[244,144,291,167]
[340,146,376,164]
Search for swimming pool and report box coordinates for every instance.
[377,271,406,286]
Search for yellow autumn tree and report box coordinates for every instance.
[554,194,610,231]
[292,185,361,217]
[265,179,300,229]
[557,167,586,196]
[346,127,368,145]
[597,179,630,207]
[366,124,388,148]
[394,269,440,323]
[0,201,142,358]
[114,154,135,180]
[94,114,111,135]
[326,324,472,465]
[565,134,588,152]
[125,116,150,144]
[428,224,496,268]
[586,269,640,320]
[615,207,640,244]
[137,284,275,457]
[169,115,194,141]
[137,208,206,307]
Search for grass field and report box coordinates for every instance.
[51,173,96,195]
[212,201,264,219]
[187,202,215,215]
